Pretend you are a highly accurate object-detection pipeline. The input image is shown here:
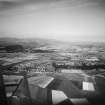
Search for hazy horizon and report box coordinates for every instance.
[0,0,105,42]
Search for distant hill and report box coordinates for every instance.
[0,37,54,48]
[5,45,24,53]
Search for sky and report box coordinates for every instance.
[0,0,105,42]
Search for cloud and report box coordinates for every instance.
[0,0,102,15]
[0,1,22,11]
[0,0,105,42]
[0,0,105,11]
[0,0,105,19]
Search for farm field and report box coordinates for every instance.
[0,38,105,105]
